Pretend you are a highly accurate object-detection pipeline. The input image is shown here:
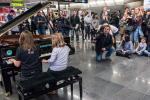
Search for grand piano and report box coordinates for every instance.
[0,1,74,95]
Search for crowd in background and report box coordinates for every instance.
[3,6,150,61]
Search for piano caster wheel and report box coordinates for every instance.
[4,92,11,97]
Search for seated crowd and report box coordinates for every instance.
[95,24,150,62]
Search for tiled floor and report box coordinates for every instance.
[0,40,150,100]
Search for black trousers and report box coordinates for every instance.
[116,50,131,58]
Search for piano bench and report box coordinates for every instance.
[16,66,82,100]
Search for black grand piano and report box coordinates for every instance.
[0,2,74,95]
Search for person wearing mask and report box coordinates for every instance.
[95,25,114,61]
[70,11,80,42]
[116,34,133,58]
[135,37,147,56]
[35,12,46,35]
[9,30,42,80]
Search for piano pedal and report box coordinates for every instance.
[4,92,11,97]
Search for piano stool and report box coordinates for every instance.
[16,66,82,100]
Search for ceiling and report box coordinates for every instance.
[0,0,142,3]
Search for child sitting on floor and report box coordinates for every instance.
[116,34,133,58]
[135,37,147,56]
[143,43,150,57]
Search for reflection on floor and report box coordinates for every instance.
[0,40,150,100]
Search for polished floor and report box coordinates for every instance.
[0,39,150,100]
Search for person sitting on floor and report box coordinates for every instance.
[135,37,147,56]
[95,25,114,61]
[116,34,133,58]
[143,43,150,57]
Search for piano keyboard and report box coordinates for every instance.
[40,53,51,58]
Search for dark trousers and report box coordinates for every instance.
[81,29,84,40]
[71,28,79,41]
[96,47,114,61]
[85,26,91,40]
[47,69,59,88]
[116,50,132,58]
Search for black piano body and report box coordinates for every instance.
[0,36,72,95]
[0,2,74,95]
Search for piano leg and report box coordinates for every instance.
[1,68,12,96]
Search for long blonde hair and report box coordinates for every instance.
[55,33,65,47]
[51,34,59,48]
[52,33,65,48]
[19,30,35,50]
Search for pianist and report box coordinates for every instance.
[9,30,42,80]
[42,33,70,71]
[42,33,70,94]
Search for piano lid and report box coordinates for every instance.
[0,2,51,37]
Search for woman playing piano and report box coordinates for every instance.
[9,30,42,80]
[42,33,70,94]
[42,33,70,71]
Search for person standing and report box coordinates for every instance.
[91,15,99,42]
[30,16,37,34]
[35,12,46,35]
[7,10,19,35]
[7,10,14,21]
[80,14,85,40]
[84,13,92,41]
[70,11,80,42]
[54,11,71,37]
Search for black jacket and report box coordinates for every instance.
[70,15,80,27]
[95,33,113,54]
